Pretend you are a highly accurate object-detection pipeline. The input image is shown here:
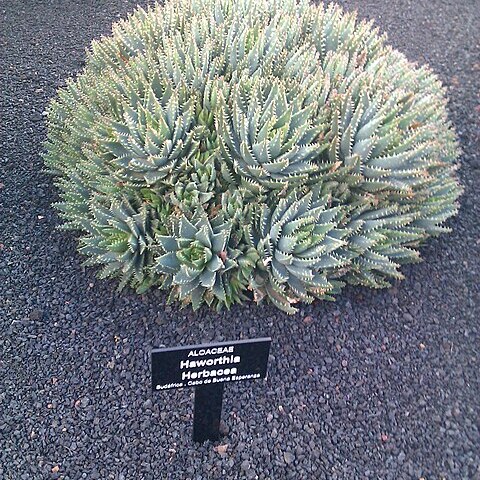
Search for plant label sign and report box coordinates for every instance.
[152,338,271,442]
[152,338,271,390]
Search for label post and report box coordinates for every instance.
[152,337,271,442]
[193,383,224,442]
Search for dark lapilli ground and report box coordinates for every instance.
[1,1,479,479]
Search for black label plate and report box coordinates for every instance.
[152,338,271,390]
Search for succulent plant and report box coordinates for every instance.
[79,197,158,292]
[153,211,235,309]
[217,74,329,191]
[44,0,461,314]
[244,188,350,313]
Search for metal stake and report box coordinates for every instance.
[193,384,224,442]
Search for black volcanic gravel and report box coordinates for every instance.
[1,1,479,479]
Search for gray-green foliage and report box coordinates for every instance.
[44,0,461,313]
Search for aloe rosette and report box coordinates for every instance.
[153,212,235,309]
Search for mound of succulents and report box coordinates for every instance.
[44,0,462,313]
